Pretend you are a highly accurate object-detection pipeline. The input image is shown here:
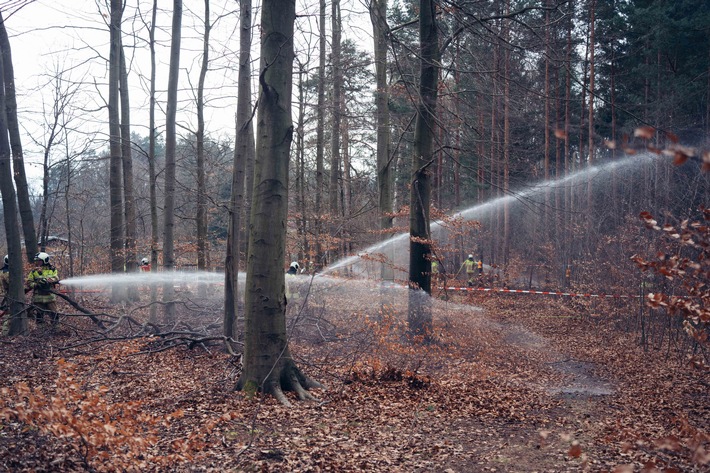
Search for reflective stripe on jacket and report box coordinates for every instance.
[465,260,474,273]
[27,266,59,303]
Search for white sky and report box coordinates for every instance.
[3,0,374,185]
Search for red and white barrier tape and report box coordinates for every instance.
[443,286,642,299]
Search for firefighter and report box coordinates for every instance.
[0,255,9,299]
[140,257,151,272]
[430,259,440,288]
[456,254,476,287]
[285,262,300,305]
[27,252,60,325]
[287,261,299,275]
[477,258,483,275]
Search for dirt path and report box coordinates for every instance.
[435,300,619,471]
[462,295,708,472]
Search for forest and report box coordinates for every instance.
[0,0,709,471]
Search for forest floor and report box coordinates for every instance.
[0,287,709,472]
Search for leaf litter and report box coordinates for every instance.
[0,287,708,472]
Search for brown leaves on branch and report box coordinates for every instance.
[603,127,705,167]
[633,208,710,370]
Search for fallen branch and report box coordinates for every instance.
[52,290,107,330]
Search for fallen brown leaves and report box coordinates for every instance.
[1,291,709,472]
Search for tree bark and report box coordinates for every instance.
[196,0,210,284]
[564,1,572,272]
[408,0,439,340]
[295,62,308,262]
[163,0,182,321]
[109,0,124,302]
[0,12,36,261]
[587,0,596,215]
[120,42,137,301]
[148,0,159,323]
[314,0,326,269]
[0,40,26,335]
[329,0,342,262]
[503,0,511,265]
[225,0,253,348]
[370,0,393,281]
[490,33,499,265]
[236,0,321,403]
[543,1,550,231]
[62,131,74,277]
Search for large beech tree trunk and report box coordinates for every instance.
[0,12,36,261]
[196,0,210,283]
[224,0,253,347]
[236,0,321,405]
[314,0,326,269]
[120,43,137,301]
[163,0,182,321]
[503,0,511,265]
[148,0,159,323]
[407,0,438,340]
[329,0,342,218]
[370,0,393,281]
[109,0,124,302]
[0,36,26,335]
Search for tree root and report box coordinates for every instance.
[289,371,317,402]
[272,383,292,407]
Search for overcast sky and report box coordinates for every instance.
[2,0,373,185]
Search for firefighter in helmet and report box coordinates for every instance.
[140,257,151,272]
[0,255,9,301]
[287,261,300,275]
[456,254,476,287]
[27,252,60,325]
[285,262,300,305]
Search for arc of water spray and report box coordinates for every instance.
[61,270,227,288]
[320,152,660,277]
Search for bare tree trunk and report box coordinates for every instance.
[564,1,572,271]
[578,11,589,218]
[0,40,26,335]
[224,0,253,348]
[490,37,499,265]
[707,46,710,142]
[342,114,351,256]
[120,42,138,301]
[242,122,255,265]
[329,0,342,262]
[196,0,211,287]
[295,62,308,262]
[0,12,36,261]
[314,0,326,269]
[148,0,159,323]
[503,0,511,265]
[543,1,550,231]
[587,0,596,216]
[554,64,562,260]
[236,0,321,404]
[408,0,438,340]
[163,0,182,322]
[109,0,124,302]
[35,72,64,253]
[610,28,618,210]
[370,0,393,280]
[62,134,74,277]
